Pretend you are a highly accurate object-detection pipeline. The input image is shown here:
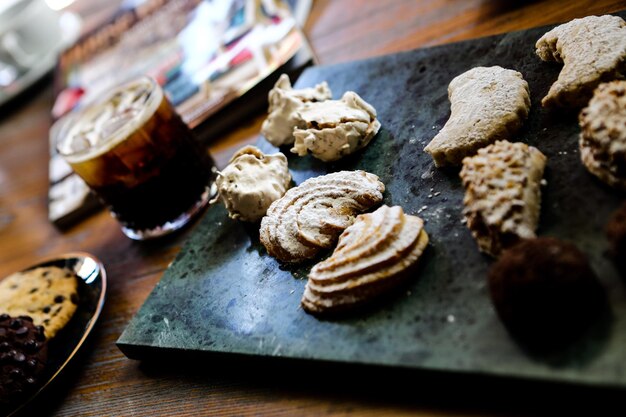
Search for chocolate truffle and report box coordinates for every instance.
[606,202,626,275]
[488,237,605,347]
[0,314,48,405]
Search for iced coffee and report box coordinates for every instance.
[56,76,215,239]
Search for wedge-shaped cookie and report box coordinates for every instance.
[214,145,291,222]
[424,66,530,167]
[460,140,547,257]
[301,205,428,315]
[579,81,626,189]
[260,170,384,263]
[291,92,381,162]
[261,74,332,147]
[536,15,626,108]
[0,266,78,338]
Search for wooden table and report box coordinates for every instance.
[1,1,625,415]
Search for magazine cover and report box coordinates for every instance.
[52,0,311,126]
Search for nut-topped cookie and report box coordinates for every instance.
[460,140,547,257]
[0,267,79,339]
[579,81,626,190]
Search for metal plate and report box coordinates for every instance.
[118,12,626,388]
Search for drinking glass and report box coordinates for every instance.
[55,76,216,240]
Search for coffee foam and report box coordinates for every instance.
[57,77,163,163]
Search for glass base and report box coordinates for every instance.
[120,183,216,241]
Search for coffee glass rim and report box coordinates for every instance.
[54,76,163,163]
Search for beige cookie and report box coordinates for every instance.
[424,66,530,167]
[460,140,547,257]
[214,145,292,222]
[291,92,381,162]
[579,81,626,189]
[536,15,626,108]
[302,205,429,315]
[0,266,79,339]
[261,74,332,147]
[260,170,385,263]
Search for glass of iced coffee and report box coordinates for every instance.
[55,76,216,240]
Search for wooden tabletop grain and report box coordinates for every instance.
[1,1,625,416]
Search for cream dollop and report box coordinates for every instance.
[291,92,381,162]
[261,74,332,147]
[215,145,291,222]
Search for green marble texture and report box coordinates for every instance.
[118,12,626,388]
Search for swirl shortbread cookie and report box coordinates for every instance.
[424,66,530,167]
[460,140,547,257]
[302,205,428,315]
[260,170,384,263]
[215,145,291,222]
[261,74,332,147]
[536,15,626,108]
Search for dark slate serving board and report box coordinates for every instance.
[118,12,626,388]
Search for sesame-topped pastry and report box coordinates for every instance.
[261,74,332,147]
[579,81,626,190]
[536,15,626,108]
[302,205,429,315]
[214,146,291,222]
[259,170,384,263]
[424,66,531,167]
[291,92,381,162]
[460,140,547,257]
